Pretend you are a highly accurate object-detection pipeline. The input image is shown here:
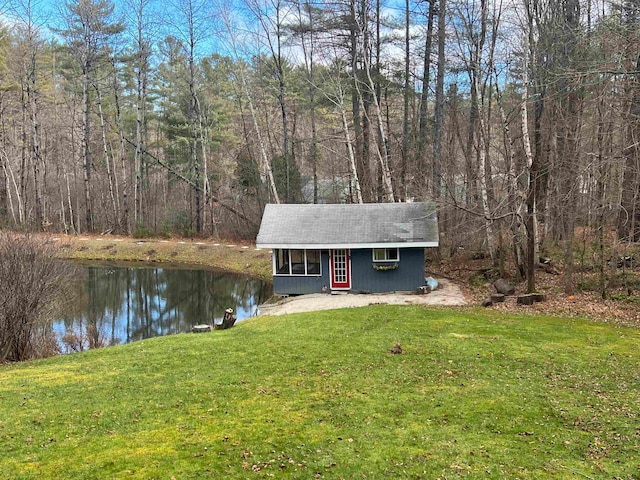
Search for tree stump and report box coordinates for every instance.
[482,298,493,307]
[215,308,237,330]
[517,294,535,306]
[192,324,211,333]
[491,293,505,303]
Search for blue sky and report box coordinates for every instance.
[3,0,447,91]
[4,0,220,56]
[5,0,411,53]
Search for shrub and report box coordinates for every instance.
[133,221,155,238]
[60,323,109,353]
[159,210,195,238]
[0,233,74,362]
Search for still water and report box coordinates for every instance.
[53,262,272,352]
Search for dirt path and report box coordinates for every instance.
[258,278,466,316]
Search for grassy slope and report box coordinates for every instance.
[1,306,639,479]
[54,235,273,281]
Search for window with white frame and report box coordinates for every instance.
[372,248,399,262]
[274,249,322,275]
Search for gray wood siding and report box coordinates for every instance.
[272,248,425,295]
[350,248,425,293]
[273,251,331,295]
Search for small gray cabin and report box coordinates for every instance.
[256,202,438,295]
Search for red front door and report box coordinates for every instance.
[330,249,351,290]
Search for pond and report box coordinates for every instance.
[53,262,272,352]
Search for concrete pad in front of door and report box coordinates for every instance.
[258,278,466,316]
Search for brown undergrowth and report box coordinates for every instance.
[434,251,640,327]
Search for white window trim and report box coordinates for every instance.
[273,249,322,276]
[372,248,400,263]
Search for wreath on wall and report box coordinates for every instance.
[372,263,398,271]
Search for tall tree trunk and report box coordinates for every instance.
[27,43,43,228]
[310,94,318,204]
[187,14,201,233]
[63,155,75,233]
[356,7,394,202]
[274,2,290,201]
[112,58,130,234]
[1,151,19,224]
[134,38,148,228]
[0,148,7,222]
[596,99,610,299]
[471,0,496,264]
[242,72,280,204]
[618,54,640,241]
[296,0,318,203]
[417,0,435,180]
[495,71,526,278]
[475,86,496,264]
[198,108,211,233]
[340,96,364,204]
[401,0,410,201]
[19,86,27,224]
[349,0,372,202]
[94,83,119,228]
[522,1,545,293]
[554,0,581,293]
[82,65,93,232]
[250,93,279,202]
[308,1,318,204]
[432,0,446,200]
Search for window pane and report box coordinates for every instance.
[306,250,320,274]
[290,250,305,274]
[373,248,399,262]
[275,249,290,274]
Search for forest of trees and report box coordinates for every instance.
[1,0,640,293]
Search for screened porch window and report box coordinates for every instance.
[274,249,321,276]
[373,248,399,262]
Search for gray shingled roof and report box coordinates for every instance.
[256,202,438,248]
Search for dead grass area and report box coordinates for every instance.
[45,233,273,281]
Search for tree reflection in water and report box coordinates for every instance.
[54,262,272,352]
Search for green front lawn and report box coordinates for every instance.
[1,306,639,479]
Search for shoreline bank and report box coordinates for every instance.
[46,233,273,281]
